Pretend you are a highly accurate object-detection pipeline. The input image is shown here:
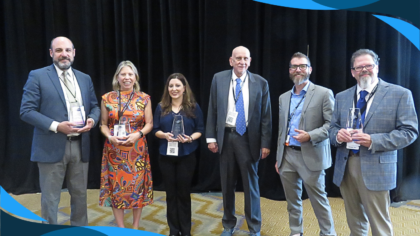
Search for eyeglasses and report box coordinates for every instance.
[352,64,376,72]
[289,64,309,71]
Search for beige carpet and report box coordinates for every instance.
[11,190,420,235]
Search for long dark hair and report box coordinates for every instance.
[160,73,196,118]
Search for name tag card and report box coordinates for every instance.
[226,110,238,126]
[346,128,360,150]
[114,124,127,137]
[167,141,179,156]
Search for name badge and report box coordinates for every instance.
[70,105,85,128]
[226,110,238,126]
[167,141,179,156]
[284,135,290,146]
[114,124,127,137]
[346,128,360,150]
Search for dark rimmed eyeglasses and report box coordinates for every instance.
[351,64,376,72]
[289,64,309,71]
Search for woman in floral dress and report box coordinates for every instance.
[99,61,153,228]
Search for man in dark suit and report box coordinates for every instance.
[206,46,272,236]
[20,36,100,225]
[329,49,418,235]
[275,52,336,236]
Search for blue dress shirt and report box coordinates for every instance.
[288,82,310,147]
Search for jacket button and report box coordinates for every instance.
[344,156,347,161]
[64,114,68,117]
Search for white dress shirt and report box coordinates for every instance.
[226,70,250,127]
[206,70,250,144]
[49,65,85,135]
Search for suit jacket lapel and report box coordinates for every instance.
[248,72,257,122]
[73,69,87,108]
[47,64,67,108]
[301,83,315,115]
[220,72,230,119]
[364,79,389,127]
[282,91,291,129]
[299,82,315,128]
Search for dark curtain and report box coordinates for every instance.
[1,0,419,202]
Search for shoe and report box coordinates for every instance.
[249,232,260,236]
[221,228,235,236]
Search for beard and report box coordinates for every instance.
[290,72,309,85]
[53,56,73,70]
[359,73,373,89]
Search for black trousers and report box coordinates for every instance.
[159,152,196,235]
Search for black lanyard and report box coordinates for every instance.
[286,92,306,130]
[118,89,135,119]
[353,82,379,115]
[231,72,248,104]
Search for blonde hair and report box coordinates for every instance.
[112,61,141,92]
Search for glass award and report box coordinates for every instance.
[171,115,184,138]
[70,104,85,128]
[346,108,363,149]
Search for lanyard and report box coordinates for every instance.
[353,82,379,115]
[231,72,248,104]
[286,93,306,133]
[118,89,135,119]
[59,72,78,104]
[285,91,306,138]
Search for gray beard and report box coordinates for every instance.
[291,75,308,85]
[53,59,72,70]
[297,78,308,85]
[359,75,372,89]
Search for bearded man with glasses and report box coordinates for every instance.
[329,49,418,235]
[275,52,336,236]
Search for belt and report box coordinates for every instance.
[349,150,360,156]
[287,145,301,151]
[225,127,247,134]
[67,135,81,141]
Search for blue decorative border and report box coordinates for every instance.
[254,0,420,50]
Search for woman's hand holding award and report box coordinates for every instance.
[167,115,184,156]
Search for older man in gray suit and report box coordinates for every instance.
[329,49,418,236]
[275,52,336,236]
[206,46,272,236]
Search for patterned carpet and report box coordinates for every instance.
[11,189,420,235]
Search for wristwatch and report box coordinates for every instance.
[139,130,144,138]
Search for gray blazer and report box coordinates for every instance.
[329,79,418,191]
[276,82,334,171]
[20,64,100,163]
[206,70,272,161]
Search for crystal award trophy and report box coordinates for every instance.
[346,108,363,150]
[171,115,184,138]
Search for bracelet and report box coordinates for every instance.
[190,135,194,143]
[138,130,144,138]
[108,135,112,140]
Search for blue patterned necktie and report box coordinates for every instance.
[353,90,368,154]
[235,78,246,135]
[357,90,368,124]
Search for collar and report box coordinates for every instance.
[231,70,247,82]
[291,80,310,95]
[53,64,74,78]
